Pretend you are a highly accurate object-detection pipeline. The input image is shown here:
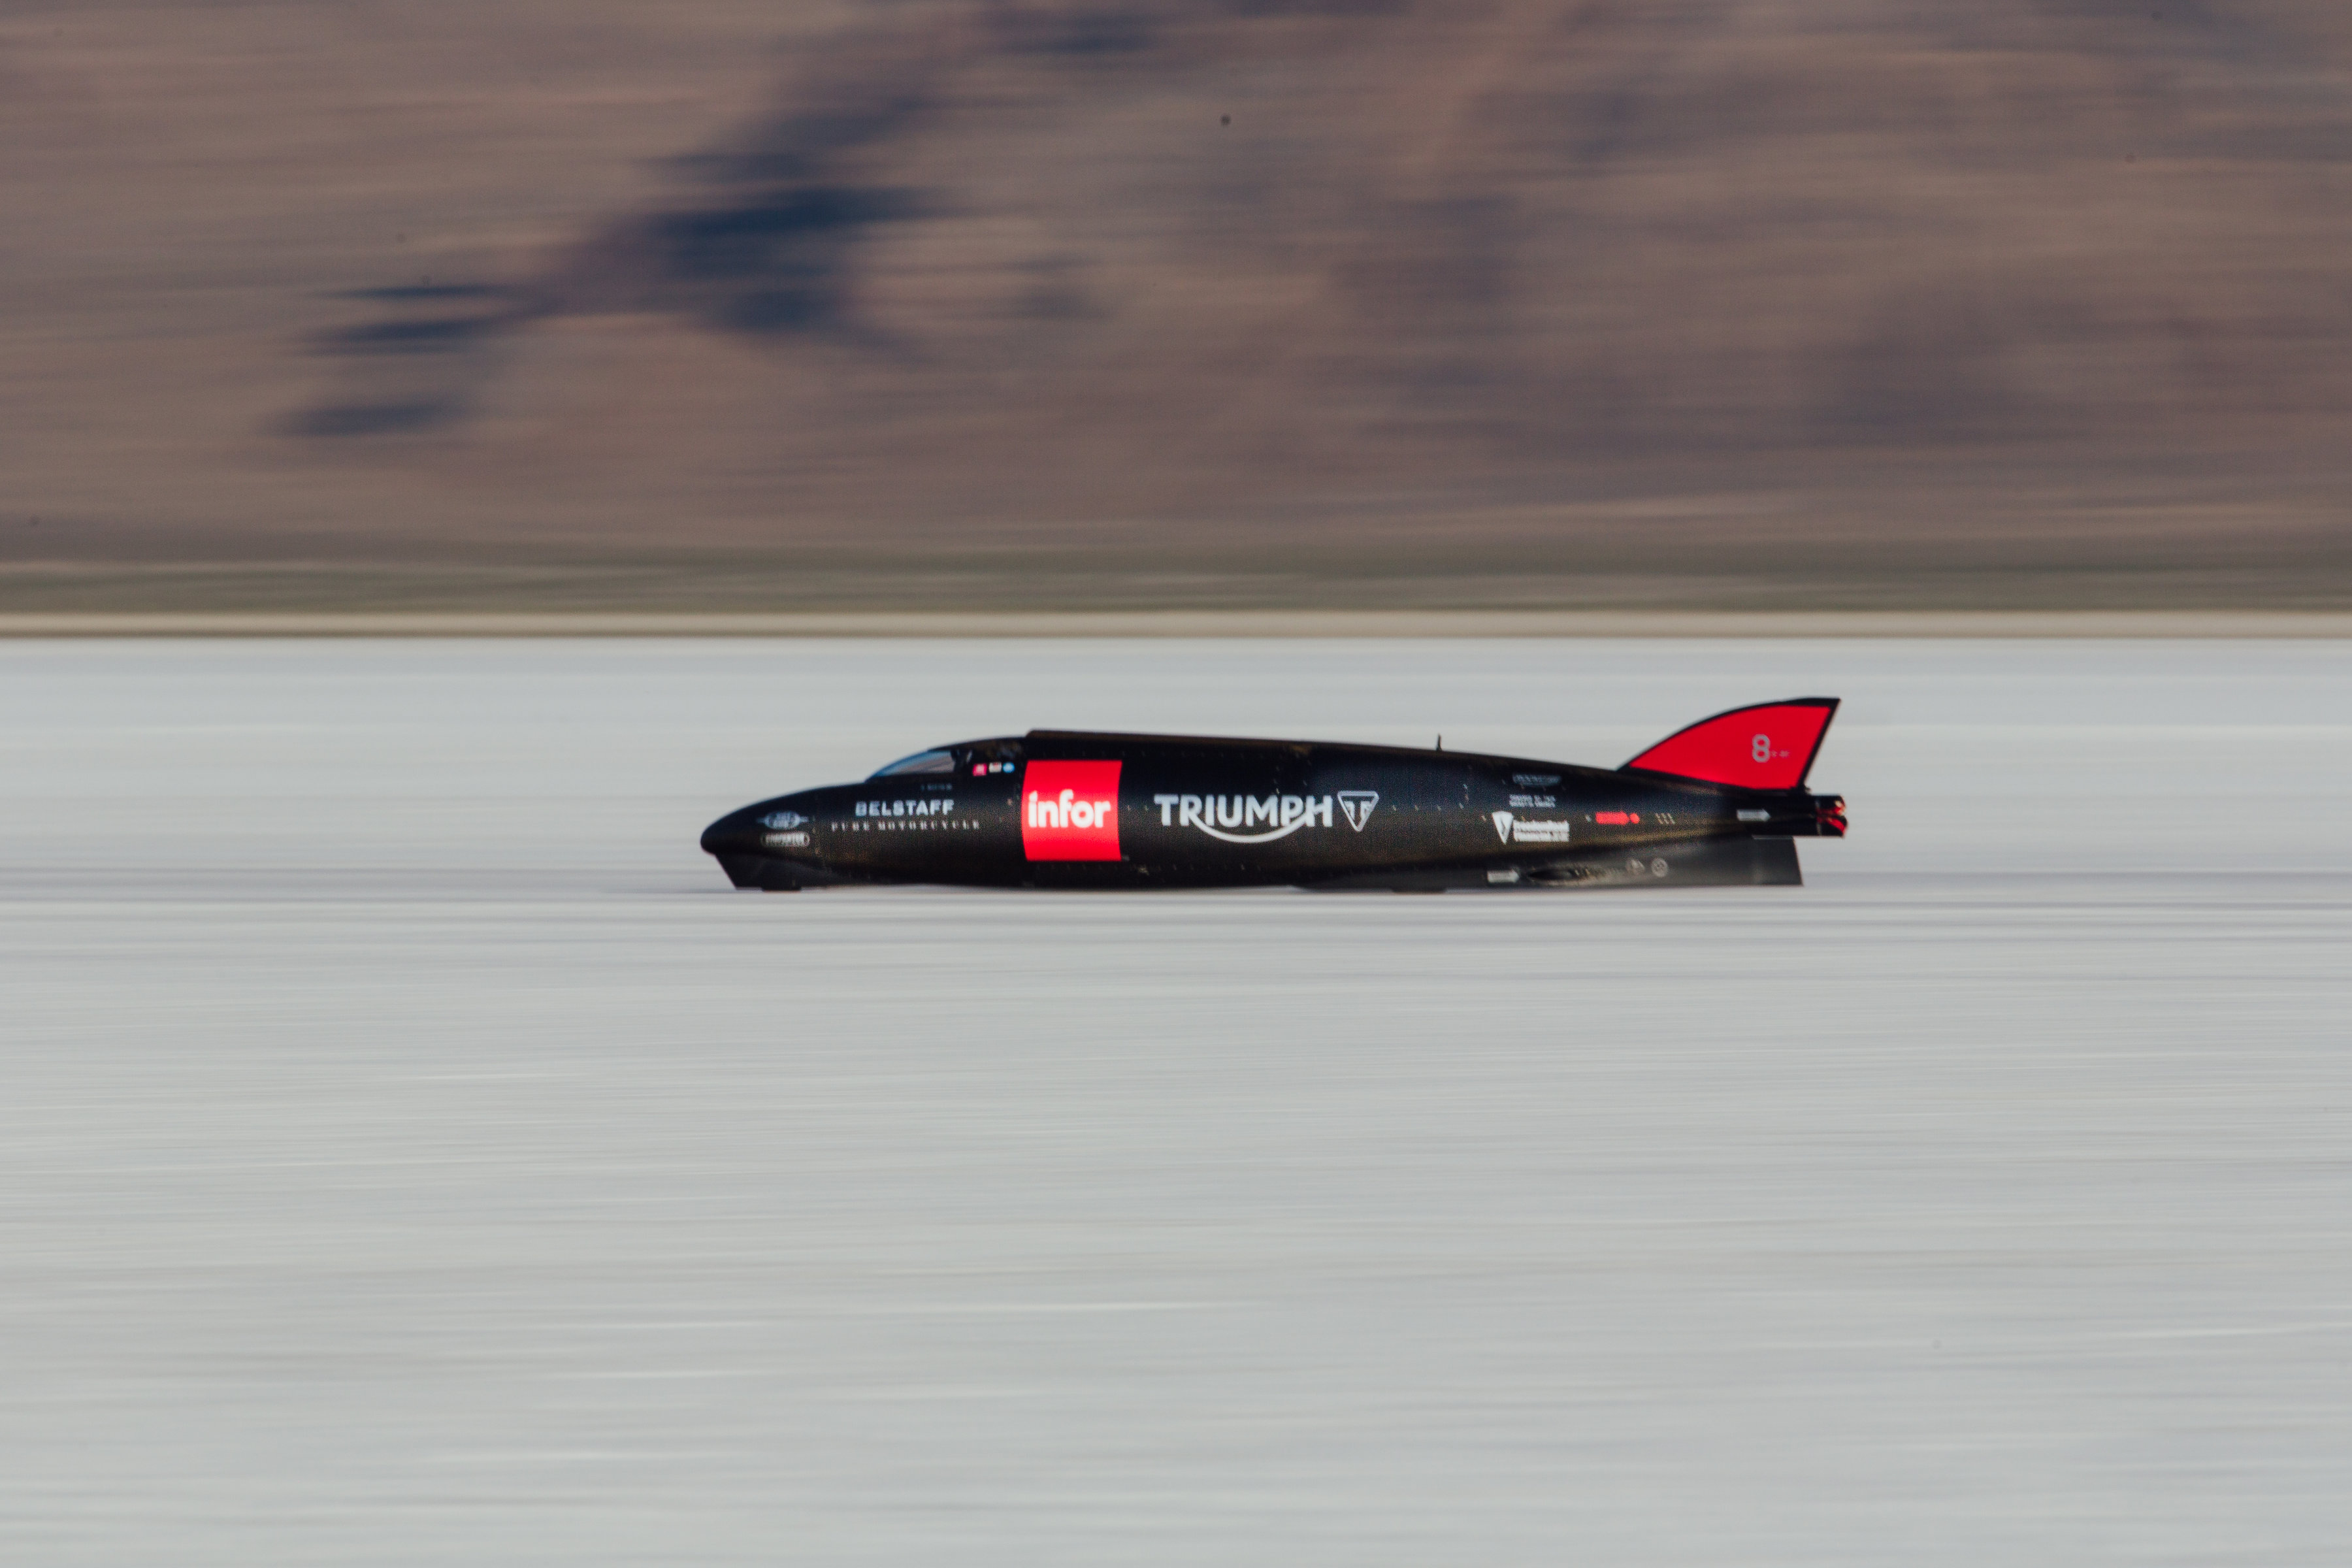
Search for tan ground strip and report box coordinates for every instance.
[7,612,2352,638]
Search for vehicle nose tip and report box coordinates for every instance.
[700,810,756,857]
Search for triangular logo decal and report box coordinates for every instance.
[1492,811,1513,842]
[1337,791,1380,832]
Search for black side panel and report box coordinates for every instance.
[1588,836,1801,889]
[1301,835,1801,891]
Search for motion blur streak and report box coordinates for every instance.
[3,639,2350,1564]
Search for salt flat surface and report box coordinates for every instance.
[3,639,2349,1566]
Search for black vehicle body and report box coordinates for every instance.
[700,698,1846,892]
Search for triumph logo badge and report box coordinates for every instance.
[1147,787,1380,843]
[1152,792,1333,843]
[1492,810,1514,843]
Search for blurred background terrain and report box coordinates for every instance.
[5,0,2350,613]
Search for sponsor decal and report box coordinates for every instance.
[1493,811,1572,845]
[1152,792,1339,843]
[1486,868,1522,885]
[1512,774,1560,787]
[760,811,808,830]
[1508,793,1556,809]
[1023,760,1122,861]
[1737,808,1770,822]
[1338,791,1380,832]
[857,798,955,818]
[762,830,811,849]
[1594,811,1641,826]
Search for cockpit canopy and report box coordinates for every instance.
[867,737,1025,781]
[868,749,956,778]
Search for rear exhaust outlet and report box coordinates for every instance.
[1813,794,1848,838]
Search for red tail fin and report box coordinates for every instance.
[1622,698,1839,791]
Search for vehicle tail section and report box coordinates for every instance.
[1621,698,1839,792]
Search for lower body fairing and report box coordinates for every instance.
[710,853,865,891]
[1299,836,1803,892]
[707,836,1803,892]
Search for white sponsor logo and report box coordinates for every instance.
[858,798,955,818]
[1026,789,1115,830]
[760,811,808,830]
[1508,793,1556,809]
[1494,811,1572,845]
[762,830,811,849]
[1151,793,1343,843]
[1337,791,1379,832]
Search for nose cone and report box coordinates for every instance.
[700,796,828,890]
[700,806,761,858]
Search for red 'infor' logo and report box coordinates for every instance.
[1021,760,1122,861]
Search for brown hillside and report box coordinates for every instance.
[5,0,2351,610]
